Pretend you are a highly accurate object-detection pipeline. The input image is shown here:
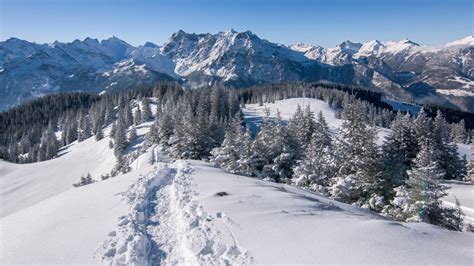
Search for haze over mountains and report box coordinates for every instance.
[0,30,472,112]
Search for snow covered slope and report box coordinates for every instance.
[1,98,473,264]
[2,146,473,264]
[192,160,474,264]
[443,180,474,225]
[0,132,116,218]
[0,160,153,264]
[243,97,342,131]
[243,97,390,145]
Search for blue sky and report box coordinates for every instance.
[1,0,472,47]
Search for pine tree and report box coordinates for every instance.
[64,116,78,145]
[381,112,418,189]
[113,118,128,157]
[110,122,117,139]
[45,125,59,159]
[443,197,465,231]
[433,110,450,142]
[211,112,249,174]
[94,114,104,141]
[19,135,31,155]
[158,113,174,149]
[189,110,212,158]
[414,108,433,145]
[467,146,474,181]
[315,111,331,148]
[128,126,137,142]
[452,120,468,144]
[141,98,153,122]
[267,112,294,181]
[287,104,315,160]
[145,121,159,146]
[176,110,204,159]
[405,141,447,223]
[235,129,254,176]
[168,109,191,159]
[119,103,133,128]
[37,124,60,161]
[293,111,333,193]
[8,142,20,163]
[78,114,92,142]
[332,101,383,204]
[73,173,94,187]
[249,110,294,181]
[104,102,114,125]
[133,108,142,126]
[249,109,278,177]
[432,111,467,180]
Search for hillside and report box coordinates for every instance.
[1,97,473,264]
[1,146,473,264]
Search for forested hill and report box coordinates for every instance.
[1,82,472,164]
[0,81,472,233]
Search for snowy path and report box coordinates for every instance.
[100,160,252,265]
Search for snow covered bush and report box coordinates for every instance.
[365,194,385,212]
[382,185,417,222]
[330,175,359,203]
[270,152,295,182]
[73,173,95,187]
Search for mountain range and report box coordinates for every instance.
[0,30,473,112]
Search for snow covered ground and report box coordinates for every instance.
[0,158,152,264]
[0,133,116,218]
[443,180,474,225]
[1,97,473,264]
[192,160,474,264]
[2,147,473,264]
[243,97,394,149]
[243,98,343,135]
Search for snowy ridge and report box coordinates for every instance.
[1,33,474,111]
[100,159,252,265]
[445,36,474,47]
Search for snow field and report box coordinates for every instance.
[0,131,116,218]
[0,160,154,264]
[101,159,252,265]
[191,160,474,264]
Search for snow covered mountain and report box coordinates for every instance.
[290,37,474,111]
[0,32,473,112]
[0,37,175,110]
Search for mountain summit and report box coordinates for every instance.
[0,31,473,112]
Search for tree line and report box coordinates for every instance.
[1,82,472,231]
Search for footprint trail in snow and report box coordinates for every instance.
[100,160,252,265]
